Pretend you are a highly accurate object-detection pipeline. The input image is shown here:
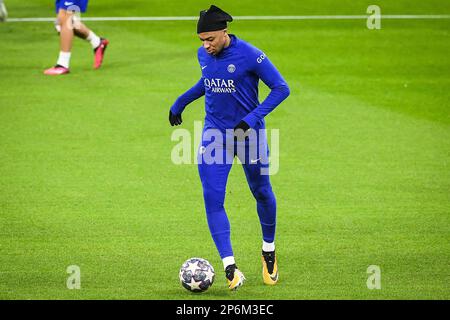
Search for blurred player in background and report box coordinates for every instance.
[0,0,7,22]
[44,0,109,75]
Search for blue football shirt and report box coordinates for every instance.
[171,34,290,131]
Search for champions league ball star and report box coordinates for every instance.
[179,258,215,293]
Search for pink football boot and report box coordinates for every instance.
[44,65,70,75]
[94,38,109,69]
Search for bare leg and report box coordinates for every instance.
[0,0,8,23]
[74,21,101,50]
[58,9,74,52]
[73,22,90,40]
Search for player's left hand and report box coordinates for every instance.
[169,110,183,126]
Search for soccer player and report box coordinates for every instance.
[169,5,290,290]
[0,0,7,22]
[44,0,109,75]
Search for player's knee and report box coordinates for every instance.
[252,184,275,203]
[58,10,70,22]
[57,10,78,29]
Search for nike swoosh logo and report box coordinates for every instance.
[270,272,278,282]
[64,2,74,5]
[250,158,261,164]
[201,65,207,70]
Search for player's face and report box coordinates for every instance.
[198,30,228,55]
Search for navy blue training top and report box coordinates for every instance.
[171,34,290,132]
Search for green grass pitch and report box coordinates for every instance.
[0,0,449,299]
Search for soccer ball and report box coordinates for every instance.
[179,257,215,293]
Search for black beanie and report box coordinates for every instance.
[197,5,233,34]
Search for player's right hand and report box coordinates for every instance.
[169,110,182,126]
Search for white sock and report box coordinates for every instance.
[87,31,101,49]
[56,51,71,69]
[222,256,236,270]
[262,241,275,252]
